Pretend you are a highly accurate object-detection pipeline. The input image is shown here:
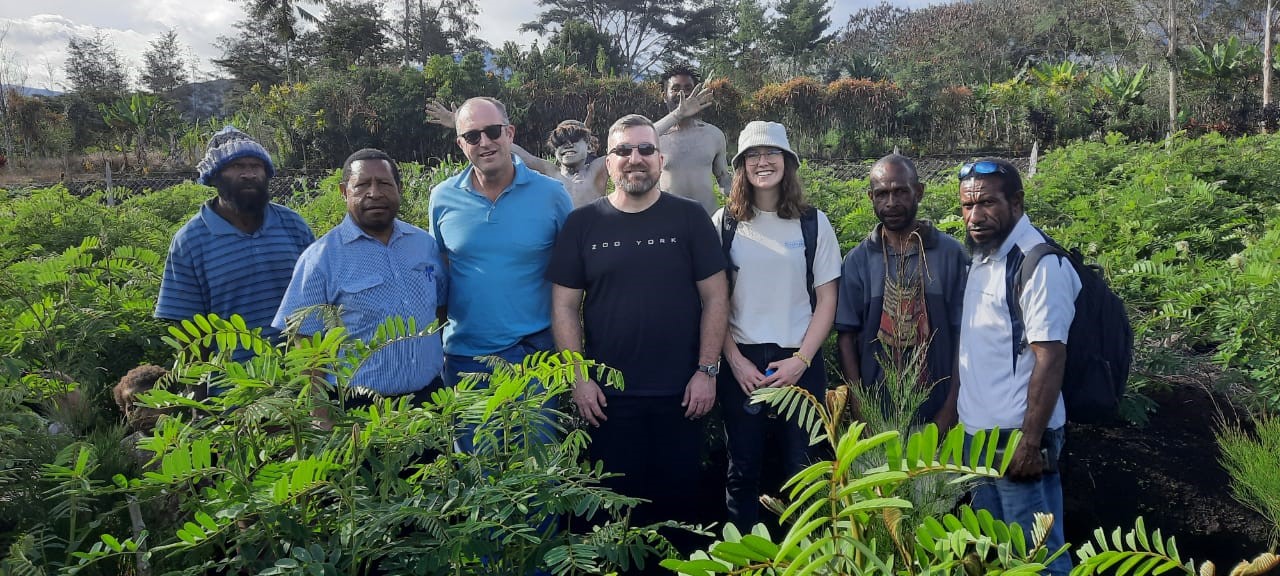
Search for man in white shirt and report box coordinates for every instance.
[957,158,1079,576]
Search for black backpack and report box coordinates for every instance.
[1012,235,1134,424]
[721,206,819,310]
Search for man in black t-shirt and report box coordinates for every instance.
[547,113,729,534]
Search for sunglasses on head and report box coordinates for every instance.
[460,124,507,145]
[609,143,658,157]
[958,160,1008,180]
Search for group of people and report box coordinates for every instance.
[153,66,1075,576]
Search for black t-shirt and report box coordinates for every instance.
[547,193,726,396]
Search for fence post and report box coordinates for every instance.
[1028,141,1039,178]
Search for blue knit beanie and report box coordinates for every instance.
[196,126,276,185]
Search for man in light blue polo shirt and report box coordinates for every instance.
[429,97,573,387]
[273,148,445,398]
[156,126,315,366]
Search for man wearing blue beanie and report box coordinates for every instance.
[157,126,315,376]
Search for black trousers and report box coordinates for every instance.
[718,343,826,530]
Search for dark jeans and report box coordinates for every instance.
[587,394,705,531]
[719,343,826,531]
[442,329,557,453]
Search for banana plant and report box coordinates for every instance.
[1186,37,1260,83]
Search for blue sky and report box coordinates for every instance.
[0,0,937,90]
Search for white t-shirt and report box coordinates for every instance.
[711,208,842,348]
[958,214,1081,433]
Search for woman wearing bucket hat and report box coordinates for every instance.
[711,121,842,530]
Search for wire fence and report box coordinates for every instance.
[7,154,1033,197]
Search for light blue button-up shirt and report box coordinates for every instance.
[272,215,446,395]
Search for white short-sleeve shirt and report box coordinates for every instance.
[711,208,842,348]
[958,214,1081,433]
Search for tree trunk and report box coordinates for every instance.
[1264,0,1274,110]
[1166,0,1178,138]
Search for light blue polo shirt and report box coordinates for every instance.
[271,216,445,395]
[429,156,572,356]
[156,200,315,358]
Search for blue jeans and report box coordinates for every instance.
[965,427,1072,575]
[443,329,557,453]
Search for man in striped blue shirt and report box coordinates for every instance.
[155,126,315,365]
[272,148,445,398]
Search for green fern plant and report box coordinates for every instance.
[663,381,1033,575]
[59,312,669,576]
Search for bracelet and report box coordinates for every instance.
[792,351,811,368]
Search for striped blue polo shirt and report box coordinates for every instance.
[271,216,446,395]
[156,200,315,355]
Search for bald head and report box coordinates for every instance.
[870,154,919,184]
[455,97,510,131]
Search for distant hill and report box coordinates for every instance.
[1,85,62,97]
[169,79,235,123]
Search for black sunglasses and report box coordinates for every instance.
[609,143,658,157]
[460,124,507,145]
[958,160,1007,180]
[552,134,586,147]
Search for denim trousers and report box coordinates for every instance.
[719,343,827,531]
[442,328,557,453]
[965,426,1072,576]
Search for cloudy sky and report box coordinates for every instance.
[0,0,931,91]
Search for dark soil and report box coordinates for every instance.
[1062,385,1275,567]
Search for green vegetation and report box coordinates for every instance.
[2,133,1280,572]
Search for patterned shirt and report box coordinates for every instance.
[272,216,446,395]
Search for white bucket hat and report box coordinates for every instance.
[732,121,799,167]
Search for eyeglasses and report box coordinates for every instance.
[460,124,507,145]
[744,149,784,162]
[608,143,658,157]
[958,160,1008,180]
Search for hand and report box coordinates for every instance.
[762,356,808,389]
[1005,440,1045,482]
[572,378,608,427]
[683,372,716,419]
[424,100,456,128]
[725,351,766,396]
[673,80,714,120]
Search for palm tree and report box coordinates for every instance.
[245,0,321,81]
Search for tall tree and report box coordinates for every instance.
[522,0,722,76]
[694,0,772,90]
[314,0,393,69]
[769,0,835,77]
[829,2,908,80]
[65,31,128,97]
[546,19,626,75]
[140,30,188,94]
[244,0,321,80]
[214,17,292,89]
[393,0,483,64]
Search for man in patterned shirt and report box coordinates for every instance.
[273,148,446,398]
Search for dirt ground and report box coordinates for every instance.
[1061,385,1275,567]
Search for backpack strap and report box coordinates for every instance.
[801,207,818,311]
[1012,242,1069,350]
[721,212,739,294]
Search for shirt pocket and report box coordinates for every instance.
[337,275,387,331]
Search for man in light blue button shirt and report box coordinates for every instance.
[274,148,445,397]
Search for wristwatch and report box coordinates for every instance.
[697,363,720,378]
